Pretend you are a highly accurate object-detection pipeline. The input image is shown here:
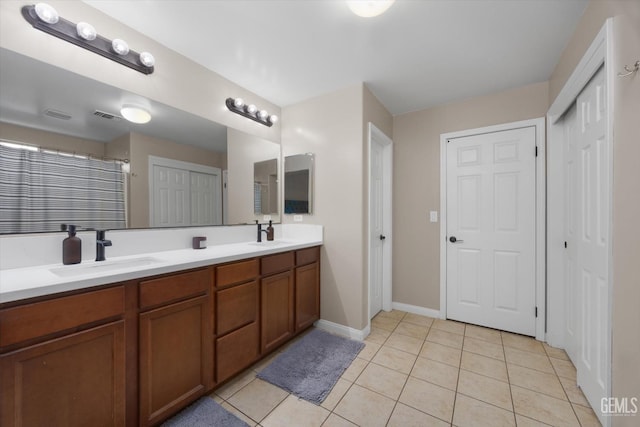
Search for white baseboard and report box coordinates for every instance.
[314,319,370,341]
[392,302,441,319]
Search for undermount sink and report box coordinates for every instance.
[247,240,293,247]
[50,257,161,277]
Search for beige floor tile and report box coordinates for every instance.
[227,378,289,422]
[394,321,429,339]
[452,394,516,427]
[321,413,358,427]
[398,376,455,422]
[403,313,435,327]
[320,378,352,411]
[251,351,281,373]
[514,414,553,426]
[573,403,603,427]
[371,346,417,374]
[501,332,545,354]
[410,357,459,391]
[358,340,381,361]
[504,346,554,373]
[261,394,330,427]
[387,402,450,427]
[432,318,466,335]
[550,357,577,380]
[355,362,408,400]
[340,357,368,382]
[333,384,395,427]
[558,376,591,407]
[457,369,513,411]
[365,328,391,345]
[420,341,462,367]
[209,393,224,404]
[463,336,505,361]
[507,364,566,400]
[460,351,508,382]
[221,401,259,427]
[464,324,503,344]
[426,328,464,349]
[372,316,400,331]
[215,369,257,399]
[375,309,407,321]
[511,385,579,426]
[543,342,570,361]
[386,332,424,355]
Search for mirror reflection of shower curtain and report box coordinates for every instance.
[0,144,126,233]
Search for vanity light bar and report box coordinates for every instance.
[225,98,279,127]
[22,3,154,75]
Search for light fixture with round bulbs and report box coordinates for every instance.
[34,3,59,24]
[269,115,279,125]
[76,22,96,41]
[346,0,395,18]
[120,105,151,124]
[257,110,269,120]
[139,51,155,67]
[225,98,278,127]
[245,104,258,114]
[233,98,244,108]
[112,39,130,56]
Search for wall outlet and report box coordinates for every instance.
[263,215,271,221]
[430,211,438,222]
[294,215,303,222]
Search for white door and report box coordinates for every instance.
[370,136,384,317]
[574,66,610,421]
[446,127,536,336]
[563,104,579,363]
[152,165,190,227]
[190,171,221,226]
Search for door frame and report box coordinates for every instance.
[439,118,546,341]
[367,123,393,320]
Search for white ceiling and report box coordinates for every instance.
[82,0,588,115]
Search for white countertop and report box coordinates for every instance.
[0,238,322,304]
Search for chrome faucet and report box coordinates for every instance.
[96,230,112,261]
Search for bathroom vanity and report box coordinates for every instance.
[0,239,321,426]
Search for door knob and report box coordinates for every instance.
[449,236,464,243]
[380,235,386,240]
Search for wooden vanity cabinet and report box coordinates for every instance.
[0,286,126,427]
[138,268,213,427]
[295,247,321,331]
[261,252,295,354]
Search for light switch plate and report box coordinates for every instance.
[263,215,271,221]
[294,215,303,222]
[430,211,438,222]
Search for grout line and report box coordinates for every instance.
[499,332,518,426]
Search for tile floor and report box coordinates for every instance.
[209,310,601,426]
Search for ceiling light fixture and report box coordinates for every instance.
[226,98,278,127]
[22,3,154,75]
[120,105,151,124]
[347,0,395,18]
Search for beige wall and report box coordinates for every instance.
[0,0,280,143]
[392,81,549,310]
[0,122,106,156]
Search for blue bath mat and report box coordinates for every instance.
[161,396,249,427]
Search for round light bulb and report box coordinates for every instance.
[139,52,155,67]
[258,110,269,120]
[76,22,96,41]
[120,104,151,124]
[347,0,395,18]
[269,115,279,124]
[246,104,257,114]
[112,39,130,56]
[34,3,59,24]
[233,98,244,108]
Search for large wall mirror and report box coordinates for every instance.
[284,153,314,215]
[0,48,280,234]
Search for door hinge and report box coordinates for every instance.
[535,146,538,157]
[535,306,538,318]
[564,241,567,249]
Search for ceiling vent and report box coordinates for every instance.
[44,108,72,120]
[93,110,122,120]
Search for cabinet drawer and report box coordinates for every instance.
[216,259,259,288]
[139,268,210,310]
[216,322,259,383]
[261,251,294,276]
[296,246,320,266]
[0,286,124,348]
[216,280,259,335]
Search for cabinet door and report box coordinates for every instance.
[139,295,212,426]
[295,262,320,331]
[0,321,125,427]
[216,322,259,383]
[261,270,294,354]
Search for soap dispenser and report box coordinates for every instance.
[266,220,274,241]
[62,224,82,265]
